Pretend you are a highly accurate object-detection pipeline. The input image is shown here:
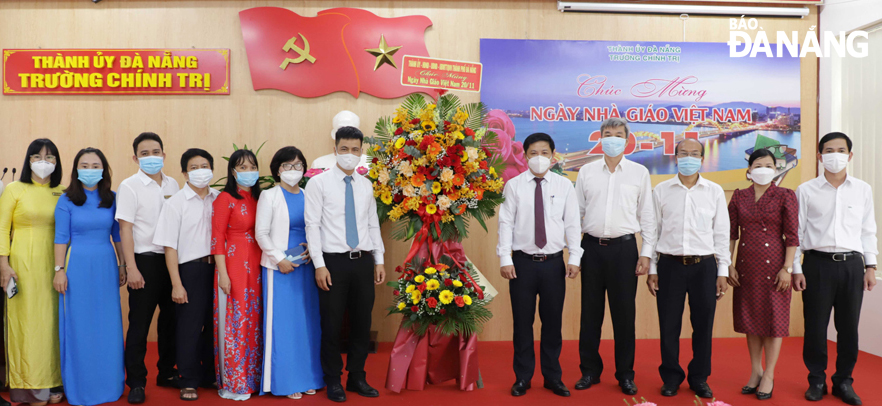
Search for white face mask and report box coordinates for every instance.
[822,153,849,174]
[336,153,360,171]
[187,168,213,189]
[280,170,303,187]
[30,160,56,179]
[748,167,776,185]
[528,156,551,175]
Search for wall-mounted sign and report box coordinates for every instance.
[3,49,230,95]
[400,56,482,93]
[239,7,440,99]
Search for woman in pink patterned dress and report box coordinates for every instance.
[211,149,264,400]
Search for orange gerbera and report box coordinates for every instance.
[427,142,443,156]
[412,173,426,187]
[474,188,485,200]
[452,174,465,186]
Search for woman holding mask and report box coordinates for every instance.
[255,146,323,399]
[0,139,65,406]
[53,148,125,405]
[211,149,263,400]
[727,148,799,401]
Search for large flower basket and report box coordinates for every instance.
[365,94,505,392]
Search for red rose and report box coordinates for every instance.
[410,118,421,125]
[406,139,417,147]
[479,161,488,170]
[393,194,404,203]
[395,127,404,135]
[411,306,419,312]
[395,266,402,273]
[427,297,438,308]
[372,157,379,164]
[465,282,473,288]
[393,290,400,296]
[454,296,465,307]
[454,165,466,175]
[440,309,447,315]
[444,279,453,287]
[417,284,427,293]
[465,128,475,137]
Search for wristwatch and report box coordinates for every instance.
[867,264,877,270]
[784,267,792,274]
[54,266,64,272]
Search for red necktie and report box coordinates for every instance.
[534,178,547,249]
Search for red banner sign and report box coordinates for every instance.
[401,56,481,93]
[3,49,230,95]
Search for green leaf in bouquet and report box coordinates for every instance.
[401,93,429,116]
[385,281,399,288]
[410,314,418,321]
[372,116,394,144]
[462,101,488,130]
[437,93,461,120]
[403,145,423,159]
[453,215,467,239]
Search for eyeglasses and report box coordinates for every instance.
[31,154,57,162]
[281,163,304,171]
[675,152,702,158]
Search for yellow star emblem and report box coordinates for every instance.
[365,35,402,71]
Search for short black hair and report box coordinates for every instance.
[223,149,261,201]
[675,138,705,157]
[270,146,308,182]
[819,132,852,153]
[180,148,214,172]
[334,126,364,146]
[523,132,555,153]
[132,132,164,155]
[748,148,776,167]
[20,138,63,188]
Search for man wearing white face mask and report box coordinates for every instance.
[498,133,582,398]
[153,148,219,401]
[793,132,877,405]
[304,126,386,402]
[573,117,655,396]
[647,138,730,399]
[115,132,181,403]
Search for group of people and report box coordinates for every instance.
[0,127,384,405]
[497,117,876,406]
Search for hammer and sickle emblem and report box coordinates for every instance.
[279,33,316,70]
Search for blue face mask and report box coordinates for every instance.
[138,156,164,175]
[677,156,702,176]
[235,170,259,187]
[77,169,103,188]
[601,136,626,157]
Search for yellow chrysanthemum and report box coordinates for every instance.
[381,192,393,205]
[463,295,472,305]
[489,167,497,177]
[439,290,454,305]
[425,267,437,275]
[431,182,442,194]
[405,284,415,294]
[426,279,440,290]
[411,290,422,304]
[397,302,406,310]
[394,137,406,149]
[414,275,426,283]
[426,204,438,214]
[453,280,463,288]
[369,168,379,179]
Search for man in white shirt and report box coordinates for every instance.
[152,148,219,401]
[304,126,386,403]
[646,138,730,399]
[498,133,582,398]
[793,133,877,405]
[574,118,655,396]
[115,132,181,404]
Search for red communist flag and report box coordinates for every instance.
[319,8,441,99]
[239,7,359,97]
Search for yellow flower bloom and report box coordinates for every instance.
[426,204,438,214]
[463,295,472,305]
[394,137,406,149]
[406,284,415,293]
[369,168,378,179]
[411,290,422,304]
[439,290,455,305]
[453,131,465,140]
[425,267,437,275]
[431,182,442,194]
[453,280,463,288]
[397,302,406,310]
[381,192,393,205]
[489,167,497,177]
[421,121,436,132]
[426,279,440,290]
[414,275,426,283]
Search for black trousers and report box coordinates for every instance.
[175,261,216,389]
[802,252,865,387]
[319,253,375,385]
[125,253,178,389]
[579,237,638,382]
[656,255,717,387]
[509,254,566,383]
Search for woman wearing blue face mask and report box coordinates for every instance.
[53,148,126,406]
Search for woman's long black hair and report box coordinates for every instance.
[223,149,262,200]
[66,148,114,208]
[20,138,63,188]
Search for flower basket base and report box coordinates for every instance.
[385,323,480,392]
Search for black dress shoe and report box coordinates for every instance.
[756,382,774,400]
[156,374,181,388]
[661,384,678,397]
[327,383,347,402]
[346,379,379,397]
[511,380,530,396]
[574,375,600,390]
[127,387,146,404]
[805,383,828,401]
[0,394,9,406]
[620,380,638,395]
[742,385,759,394]
[690,382,714,398]
[833,383,862,405]
[543,380,571,397]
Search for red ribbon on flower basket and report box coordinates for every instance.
[404,213,484,299]
[385,324,480,392]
